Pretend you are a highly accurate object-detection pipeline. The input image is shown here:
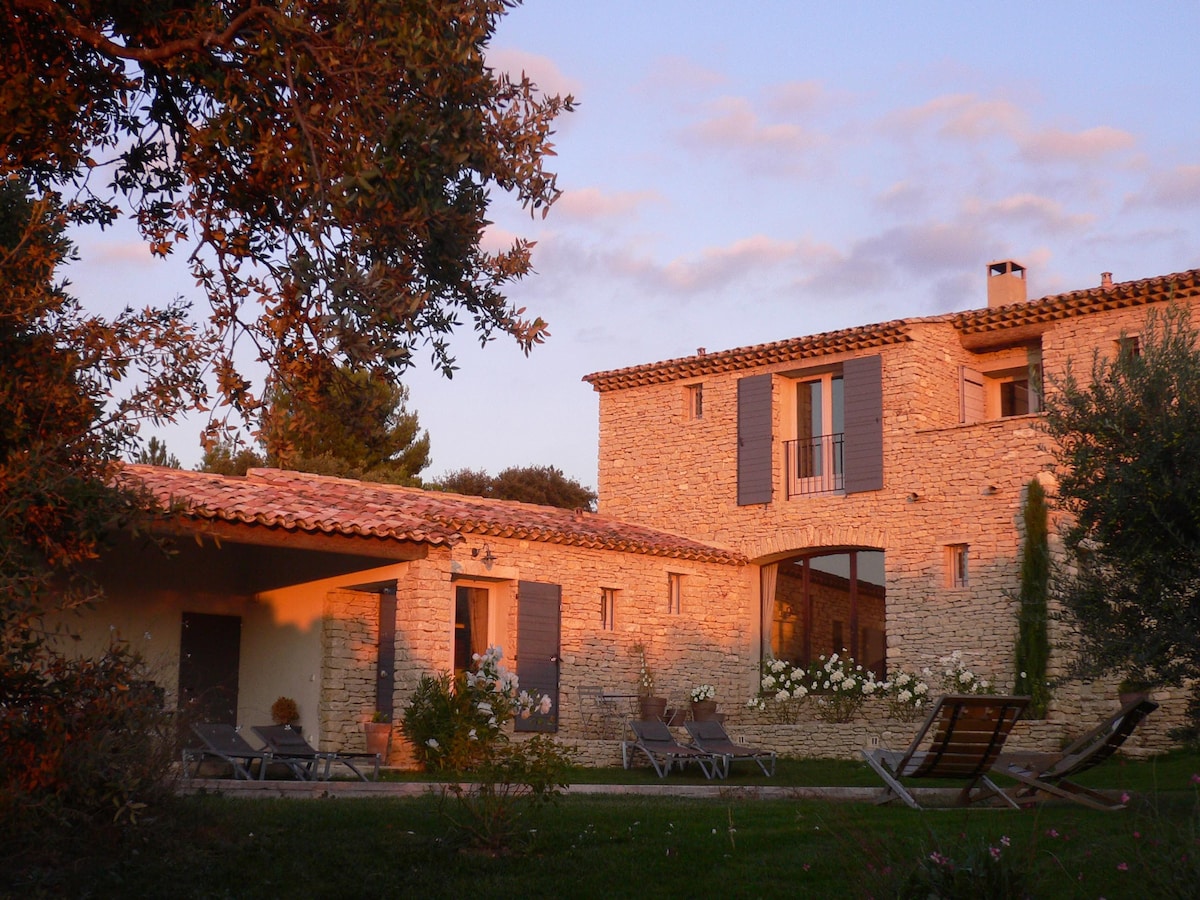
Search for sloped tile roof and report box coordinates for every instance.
[122,465,745,566]
[583,321,913,392]
[583,266,1200,391]
[952,267,1200,336]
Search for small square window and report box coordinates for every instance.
[600,588,616,631]
[667,572,682,614]
[1116,335,1141,360]
[686,383,704,420]
[947,544,969,588]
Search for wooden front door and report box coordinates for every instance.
[178,612,242,725]
[514,581,561,733]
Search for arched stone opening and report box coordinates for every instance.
[760,548,886,678]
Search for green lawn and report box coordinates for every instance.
[10,752,1200,899]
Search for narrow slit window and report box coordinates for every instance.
[667,573,682,614]
[687,383,704,420]
[947,544,970,588]
[600,588,616,631]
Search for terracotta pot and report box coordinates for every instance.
[690,699,718,722]
[364,722,392,758]
[638,696,667,720]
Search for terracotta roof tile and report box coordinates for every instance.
[122,465,745,566]
[952,267,1200,336]
[583,266,1200,390]
[583,320,913,392]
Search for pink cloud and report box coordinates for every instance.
[968,194,1094,232]
[682,96,822,154]
[1140,164,1200,210]
[765,80,830,117]
[884,94,1025,141]
[554,187,663,221]
[1019,126,1136,163]
[661,235,819,291]
[486,48,581,100]
[638,55,727,97]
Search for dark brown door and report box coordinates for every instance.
[178,612,241,725]
[514,581,561,733]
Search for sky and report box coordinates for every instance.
[67,1,1200,489]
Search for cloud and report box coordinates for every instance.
[883,94,1025,142]
[638,55,727,98]
[1137,164,1200,210]
[1018,126,1136,164]
[966,194,1094,233]
[486,48,581,99]
[679,95,824,159]
[660,234,815,292]
[765,80,831,117]
[554,186,663,221]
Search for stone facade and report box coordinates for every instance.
[583,268,1200,753]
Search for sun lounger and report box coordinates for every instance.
[185,723,271,780]
[996,697,1158,810]
[685,719,776,777]
[622,718,718,779]
[862,694,1029,809]
[252,724,380,781]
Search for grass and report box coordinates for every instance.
[9,751,1200,899]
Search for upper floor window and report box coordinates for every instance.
[785,371,843,496]
[667,572,682,614]
[960,345,1042,423]
[947,544,970,588]
[600,588,616,630]
[1116,335,1141,360]
[686,383,704,420]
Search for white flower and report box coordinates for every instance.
[959,671,973,684]
[775,689,789,702]
[425,738,439,749]
[791,685,807,699]
[762,675,776,689]
[898,689,912,703]
[539,694,553,714]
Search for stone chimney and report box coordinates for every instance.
[1101,272,1113,290]
[987,260,1027,308]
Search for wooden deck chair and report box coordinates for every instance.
[252,724,380,782]
[185,723,271,780]
[995,697,1158,810]
[685,720,776,777]
[862,694,1029,809]
[622,719,718,779]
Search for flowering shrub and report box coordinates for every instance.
[400,646,550,773]
[929,650,995,696]
[880,669,931,721]
[690,684,716,703]
[748,657,810,723]
[750,654,882,723]
[806,653,882,723]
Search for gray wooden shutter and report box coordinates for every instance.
[960,366,984,423]
[842,355,883,494]
[514,581,561,733]
[737,374,773,505]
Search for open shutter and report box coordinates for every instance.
[843,355,884,494]
[737,374,773,505]
[960,366,984,424]
[514,581,561,733]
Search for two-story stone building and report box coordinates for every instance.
[82,262,1199,762]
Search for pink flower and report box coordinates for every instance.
[1117,862,1129,871]
[1191,773,1200,784]
[1121,792,1131,804]
[1000,835,1011,847]
[1046,828,1060,838]
[989,847,1002,860]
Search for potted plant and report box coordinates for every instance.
[364,711,392,758]
[271,696,300,730]
[632,643,666,720]
[689,684,718,721]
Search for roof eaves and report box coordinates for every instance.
[583,321,913,392]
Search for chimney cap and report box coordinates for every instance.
[1101,272,1113,290]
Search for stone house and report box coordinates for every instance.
[581,261,1200,754]
[82,262,1199,762]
